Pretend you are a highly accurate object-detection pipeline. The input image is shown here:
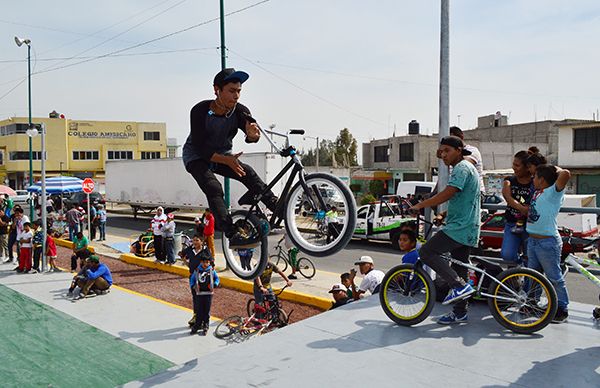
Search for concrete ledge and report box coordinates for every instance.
[119,253,332,311]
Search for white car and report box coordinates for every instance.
[12,190,31,206]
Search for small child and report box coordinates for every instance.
[340,272,353,299]
[47,234,58,272]
[526,164,571,323]
[189,255,220,336]
[31,220,44,273]
[399,229,435,280]
[17,222,33,273]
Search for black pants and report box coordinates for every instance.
[419,230,471,314]
[33,247,42,271]
[71,249,91,271]
[192,290,213,327]
[153,234,164,261]
[8,231,17,260]
[186,159,276,236]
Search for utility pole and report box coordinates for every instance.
[219,0,230,209]
[437,0,450,201]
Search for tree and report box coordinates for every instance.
[368,180,386,198]
[334,128,358,167]
[301,140,335,166]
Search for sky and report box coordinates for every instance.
[1,0,600,161]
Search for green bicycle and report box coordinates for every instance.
[270,236,316,279]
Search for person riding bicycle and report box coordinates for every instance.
[253,261,292,319]
[183,68,278,249]
[284,234,299,279]
[410,136,481,325]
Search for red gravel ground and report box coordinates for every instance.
[55,246,323,323]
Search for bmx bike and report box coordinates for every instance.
[221,118,356,280]
[269,236,316,279]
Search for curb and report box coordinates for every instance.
[54,238,332,311]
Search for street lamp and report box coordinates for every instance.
[303,135,320,171]
[15,36,35,220]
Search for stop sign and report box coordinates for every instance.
[82,178,95,194]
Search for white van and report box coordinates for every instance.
[395,181,436,198]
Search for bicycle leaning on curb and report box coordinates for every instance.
[379,215,558,334]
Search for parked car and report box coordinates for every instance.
[63,191,105,209]
[11,190,31,206]
[479,212,598,255]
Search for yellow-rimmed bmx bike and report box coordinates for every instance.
[379,254,558,334]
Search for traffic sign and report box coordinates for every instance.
[82,178,95,194]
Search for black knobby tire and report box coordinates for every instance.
[487,267,558,334]
[284,173,357,257]
[214,316,244,339]
[275,307,289,328]
[246,298,256,317]
[221,210,269,280]
[297,257,316,279]
[379,264,435,326]
[271,253,288,273]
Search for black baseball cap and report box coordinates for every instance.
[440,136,472,156]
[213,68,249,88]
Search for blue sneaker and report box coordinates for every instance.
[442,284,475,305]
[437,311,468,325]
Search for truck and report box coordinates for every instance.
[105,152,288,216]
[353,197,416,250]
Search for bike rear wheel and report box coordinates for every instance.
[214,316,244,339]
[221,210,268,280]
[271,253,288,273]
[285,173,356,257]
[246,298,256,317]
[379,264,435,326]
[297,257,316,279]
[487,267,557,334]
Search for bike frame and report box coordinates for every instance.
[240,125,328,230]
[564,254,600,289]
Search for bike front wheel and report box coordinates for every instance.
[297,257,316,279]
[487,267,558,334]
[221,210,269,280]
[214,316,244,339]
[284,173,356,257]
[379,264,435,326]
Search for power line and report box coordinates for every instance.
[0,47,219,63]
[227,48,388,128]
[32,0,270,76]
[38,0,188,74]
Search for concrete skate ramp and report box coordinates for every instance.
[127,296,600,387]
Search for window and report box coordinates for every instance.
[399,143,414,162]
[143,131,160,141]
[141,151,161,160]
[0,123,42,136]
[107,151,133,160]
[167,148,176,158]
[10,151,45,160]
[374,145,388,163]
[357,207,368,219]
[0,151,3,165]
[573,127,600,151]
[72,151,99,160]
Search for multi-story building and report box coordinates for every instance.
[360,115,599,202]
[0,115,167,189]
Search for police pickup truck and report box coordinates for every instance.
[353,196,416,250]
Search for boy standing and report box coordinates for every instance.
[526,164,571,323]
[410,136,481,325]
[181,233,213,329]
[203,208,215,259]
[190,253,220,336]
[17,222,33,273]
[31,220,44,273]
[46,233,58,272]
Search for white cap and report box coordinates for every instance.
[328,283,347,293]
[194,216,201,222]
[354,256,374,265]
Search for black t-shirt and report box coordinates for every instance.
[504,176,533,223]
[183,246,212,275]
[182,100,254,167]
[0,215,10,234]
[330,297,353,310]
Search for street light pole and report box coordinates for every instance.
[15,36,35,220]
[220,0,231,210]
[41,123,47,272]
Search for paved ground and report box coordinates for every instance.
[127,296,600,388]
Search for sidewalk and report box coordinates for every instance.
[91,231,348,309]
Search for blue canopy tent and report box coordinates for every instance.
[27,176,83,194]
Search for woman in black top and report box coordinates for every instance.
[501,150,533,263]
